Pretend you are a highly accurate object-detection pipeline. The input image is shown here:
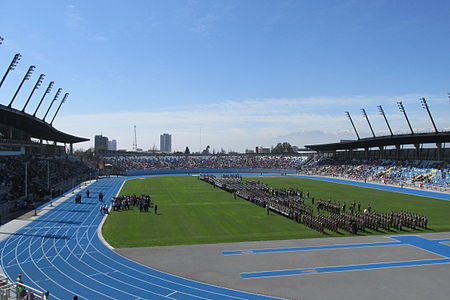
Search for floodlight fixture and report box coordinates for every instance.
[397,101,414,135]
[33,81,54,117]
[420,97,438,133]
[0,36,4,45]
[345,111,360,140]
[8,65,35,108]
[0,53,21,89]
[377,105,393,136]
[361,108,375,138]
[50,93,69,125]
[43,88,62,121]
[22,74,45,112]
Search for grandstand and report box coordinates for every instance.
[306,131,450,162]
[0,43,96,298]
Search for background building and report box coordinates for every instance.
[160,133,172,153]
[107,139,117,151]
[94,135,108,151]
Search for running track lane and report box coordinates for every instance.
[0,177,279,300]
[1,174,449,299]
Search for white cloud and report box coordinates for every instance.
[65,5,83,31]
[55,94,450,152]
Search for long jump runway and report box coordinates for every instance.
[1,174,449,299]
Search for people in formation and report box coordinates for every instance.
[200,175,428,234]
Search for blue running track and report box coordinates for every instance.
[1,174,449,299]
[0,177,278,300]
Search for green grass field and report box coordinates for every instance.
[102,176,450,248]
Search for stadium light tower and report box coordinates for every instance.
[397,101,414,135]
[43,88,62,122]
[8,65,35,108]
[420,98,438,133]
[0,53,21,90]
[22,74,45,112]
[345,111,360,140]
[377,105,393,136]
[361,108,375,138]
[33,81,54,117]
[50,93,68,125]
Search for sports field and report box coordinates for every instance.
[102,176,450,248]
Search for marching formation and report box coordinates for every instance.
[199,175,429,235]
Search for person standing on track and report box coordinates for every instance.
[43,291,50,300]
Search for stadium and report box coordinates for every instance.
[1,2,450,300]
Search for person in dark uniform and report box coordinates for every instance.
[98,192,104,202]
[154,204,158,215]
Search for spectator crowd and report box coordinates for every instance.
[101,155,306,173]
[0,155,96,212]
[299,158,450,188]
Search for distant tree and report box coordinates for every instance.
[202,145,210,155]
[184,146,190,155]
[220,148,226,154]
[271,142,294,154]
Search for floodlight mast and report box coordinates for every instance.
[33,81,54,117]
[397,101,414,135]
[50,93,68,125]
[0,53,21,90]
[22,74,45,112]
[420,98,438,133]
[8,65,35,108]
[43,88,62,122]
[361,108,375,138]
[345,111,360,140]
[377,105,393,136]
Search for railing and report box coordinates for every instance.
[0,274,45,300]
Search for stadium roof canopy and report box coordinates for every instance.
[305,131,450,152]
[0,104,88,144]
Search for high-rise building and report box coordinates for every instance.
[160,133,172,153]
[94,135,108,150]
[108,139,117,151]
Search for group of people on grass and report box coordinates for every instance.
[200,174,429,234]
[111,194,157,214]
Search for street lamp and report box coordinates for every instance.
[345,111,360,140]
[22,74,45,112]
[397,101,414,135]
[420,98,438,133]
[377,105,393,136]
[50,93,69,125]
[0,53,21,90]
[361,108,375,138]
[43,88,62,122]
[33,81,54,117]
[8,65,35,108]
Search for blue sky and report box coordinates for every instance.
[0,0,449,152]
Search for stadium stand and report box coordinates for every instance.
[99,154,307,174]
[299,157,450,192]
